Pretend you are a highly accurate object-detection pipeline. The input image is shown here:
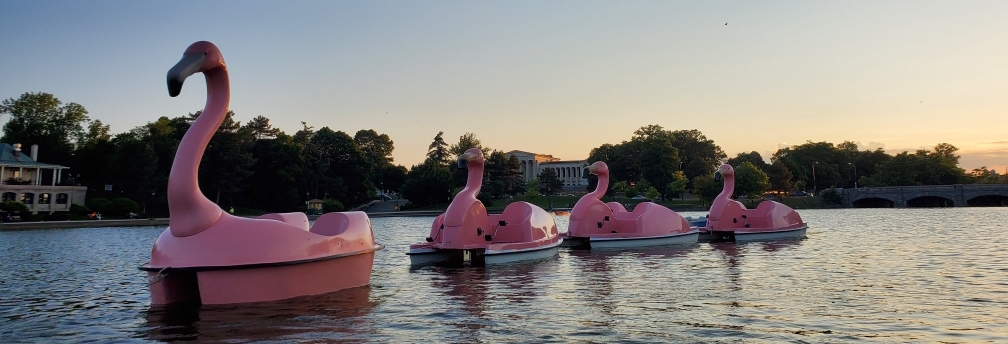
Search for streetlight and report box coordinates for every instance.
[812,161,818,196]
[848,162,857,189]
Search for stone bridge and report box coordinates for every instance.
[842,184,1008,208]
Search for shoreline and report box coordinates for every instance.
[0,210,447,231]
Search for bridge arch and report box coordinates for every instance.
[966,195,1008,207]
[906,195,955,208]
[851,197,895,208]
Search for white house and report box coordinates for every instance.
[505,150,588,192]
[0,143,87,214]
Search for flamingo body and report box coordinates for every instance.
[409,148,560,265]
[143,41,382,305]
[703,164,806,241]
[566,162,696,249]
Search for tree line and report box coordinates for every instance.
[2,92,405,215]
[3,92,1003,213]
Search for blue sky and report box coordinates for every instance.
[2,1,1006,171]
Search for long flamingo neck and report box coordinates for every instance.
[589,172,609,200]
[717,174,735,201]
[709,174,735,221]
[445,163,483,225]
[459,163,484,199]
[167,67,229,237]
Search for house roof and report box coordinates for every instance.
[0,143,68,169]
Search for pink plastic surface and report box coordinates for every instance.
[568,162,692,239]
[146,41,380,305]
[411,148,559,252]
[706,164,805,232]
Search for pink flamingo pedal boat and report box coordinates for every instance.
[697,164,808,242]
[408,148,562,266]
[562,162,698,249]
[140,41,383,305]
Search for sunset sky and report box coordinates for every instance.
[2,1,1005,172]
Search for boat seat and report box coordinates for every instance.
[256,212,309,231]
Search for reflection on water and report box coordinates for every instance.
[142,286,376,342]
[1,208,1007,342]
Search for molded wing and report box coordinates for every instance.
[568,198,613,236]
[605,202,628,213]
[632,202,689,235]
[709,200,746,230]
[436,200,490,249]
[257,212,310,231]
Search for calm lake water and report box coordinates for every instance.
[2,208,1007,342]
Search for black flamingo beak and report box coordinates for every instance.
[714,171,722,182]
[582,168,590,178]
[167,53,206,97]
[457,151,477,169]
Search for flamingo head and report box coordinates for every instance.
[168,41,227,97]
[456,148,485,170]
[583,161,609,178]
[714,163,734,182]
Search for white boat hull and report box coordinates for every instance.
[734,225,807,242]
[484,240,562,264]
[587,231,699,249]
[407,247,457,266]
[408,240,563,266]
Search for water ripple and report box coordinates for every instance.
[1,208,1007,342]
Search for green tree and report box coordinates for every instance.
[354,129,395,166]
[585,125,686,199]
[727,151,769,173]
[483,150,510,198]
[665,171,688,199]
[821,187,843,206]
[110,198,141,216]
[322,198,345,213]
[861,144,966,187]
[401,160,453,206]
[244,132,307,211]
[504,155,525,195]
[767,161,795,198]
[244,115,281,140]
[310,127,373,207]
[80,119,112,148]
[104,131,159,204]
[671,129,726,189]
[632,125,681,200]
[613,181,628,197]
[197,111,256,206]
[448,132,491,158]
[645,187,661,201]
[538,168,563,196]
[691,174,722,206]
[426,131,451,165]
[381,164,408,195]
[1,92,91,166]
[72,119,116,191]
[524,179,541,198]
[354,129,395,194]
[449,132,491,188]
[970,167,1004,184]
[733,162,770,200]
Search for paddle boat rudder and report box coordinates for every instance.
[698,163,808,242]
[140,41,383,306]
[408,148,562,266]
[563,161,698,249]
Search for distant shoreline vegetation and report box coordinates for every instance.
[2,92,1004,216]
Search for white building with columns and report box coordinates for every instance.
[0,143,86,214]
[505,150,589,192]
